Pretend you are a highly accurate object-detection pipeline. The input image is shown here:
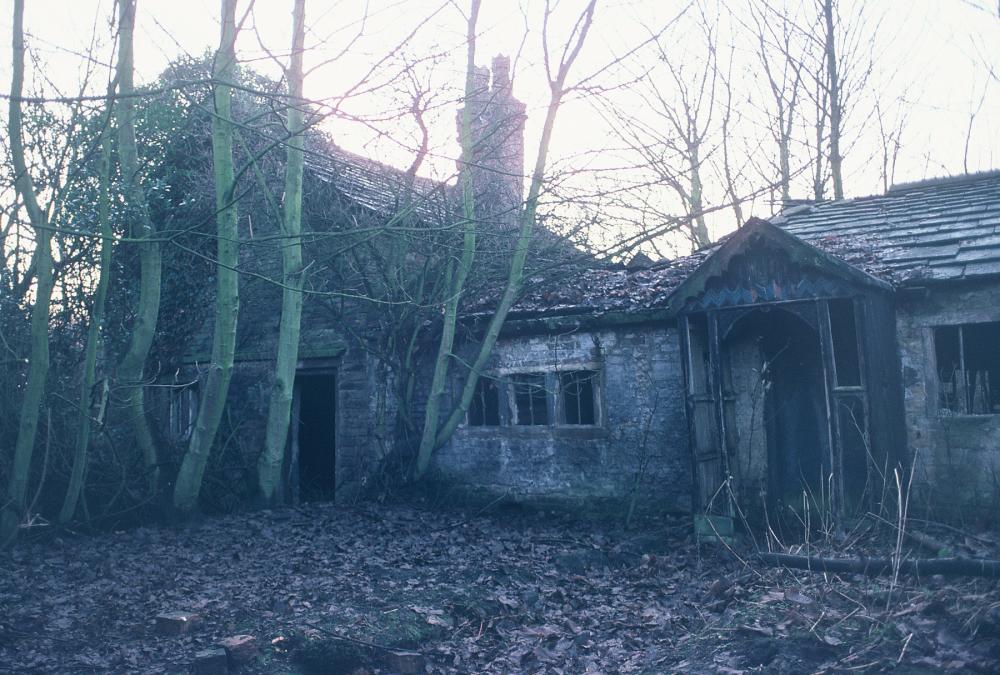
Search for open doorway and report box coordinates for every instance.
[293,373,336,502]
[724,307,830,527]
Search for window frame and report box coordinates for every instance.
[557,369,602,426]
[510,372,551,426]
[932,320,1000,416]
[466,375,504,427]
[168,383,199,441]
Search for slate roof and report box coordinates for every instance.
[306,144,452,224]
[506,170,1000,318]
[775,170,1000,284]
[508,251,711,316]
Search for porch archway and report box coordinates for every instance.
[723,306,831,527]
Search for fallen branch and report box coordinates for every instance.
[305,620,402,654]
[904,529,953,557]
[758,552,1000,579]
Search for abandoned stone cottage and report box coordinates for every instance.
[164,58,1000,523]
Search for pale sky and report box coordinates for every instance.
[2,0,999,252]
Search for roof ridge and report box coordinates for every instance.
[888,169,1000,194]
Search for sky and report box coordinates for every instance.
[1,0,999,253]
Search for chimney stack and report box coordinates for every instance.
[456,54,526,233]
[491,54,510,91]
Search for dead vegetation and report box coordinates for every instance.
[1,503,998,673]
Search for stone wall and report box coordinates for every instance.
[896,281,1000,521]
[164,317,376,507]
[431,322,692,515]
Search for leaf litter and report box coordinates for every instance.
[0,502,998,673]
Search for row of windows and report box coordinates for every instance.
[467,370,600,427]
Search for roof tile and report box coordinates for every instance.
[778,171,1000,284]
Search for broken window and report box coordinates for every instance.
[512,373,549,425]
[168,384,198,441]
[560,370,598,425]
[467,377,501,426]
[829,299,862,387]
[685,314,711,395]
[838,394,870,509]
[935,321,1000,414]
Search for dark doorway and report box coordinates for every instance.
[727,308,830,521]
[294,373,336,502]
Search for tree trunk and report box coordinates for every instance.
[688,142,710,247]
[58,108,114,524]
[114,0,163,497]
[173,0,240,514]
[258,0,306,505]
[822,0,844,199]
[418,1,598,469]
[813,75,827,201]
[1,0,57,545]
[719,77,743,227]
[413,0,482,479]
[777,115,792,203]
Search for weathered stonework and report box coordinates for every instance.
[897,281,1000,520]
[431,323,692,515]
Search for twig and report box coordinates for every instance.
[897,632,913,663]
[427,490,510,533]
[305,621,409,655]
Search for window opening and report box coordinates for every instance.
[829,299,861,386]
[560,370,597,425]
[468,377,501,426]
[168,384,198,441]
[512,373,548,425]
[935,322,1000,414]
[686,314,711,395]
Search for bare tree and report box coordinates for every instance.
[258,0,307,505]
[1,0,57,544]
[58,93,115,524]
[114,0,163,497]
[821,0,844,199]
[748,1,805,204]
[414,0,484,479]
[173,0,242,514]
[415,0,600,477]
[604,6,726,251]
[874,97,907,192]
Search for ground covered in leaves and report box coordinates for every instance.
[2,503,1000,673]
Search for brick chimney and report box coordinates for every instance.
[456,54,526,233]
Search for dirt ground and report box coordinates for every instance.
[1,502,999,674]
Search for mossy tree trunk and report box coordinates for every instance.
[414,0,597,478]
[114,0,163,497]
[173,0,241,514]
[58,104,114,524]
[1,0,57,545]
[413,0,482,480]
[258,0,307,505]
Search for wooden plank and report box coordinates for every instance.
[817,299,843,522]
